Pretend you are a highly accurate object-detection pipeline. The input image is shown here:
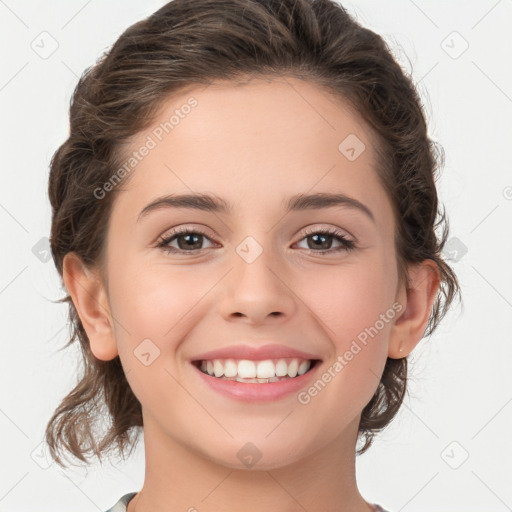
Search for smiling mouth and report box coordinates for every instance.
[191,358,321,384]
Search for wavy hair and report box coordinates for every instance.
[45,0,461,467]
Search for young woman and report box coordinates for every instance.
[45,1,461,511]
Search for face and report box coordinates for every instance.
[102,76,402,469]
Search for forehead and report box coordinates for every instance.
[113,76,392,227]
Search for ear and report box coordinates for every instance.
[388,259,441,359]
[62,252,119,361]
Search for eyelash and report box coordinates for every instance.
[157,226,356,256]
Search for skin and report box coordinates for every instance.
[63,76,440,512]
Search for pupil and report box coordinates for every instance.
[310,233,331,250]
[177,233,333,251]
[179,233,202,250]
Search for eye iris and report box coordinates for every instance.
[162,229,349,254]
[309,233,331,250]
[178,233,203,250]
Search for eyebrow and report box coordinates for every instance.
[137,192,375,223]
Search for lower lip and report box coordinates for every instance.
[190,361,322,403]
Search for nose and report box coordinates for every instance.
[217,243,297,325]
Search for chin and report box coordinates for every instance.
[203,441,310,471]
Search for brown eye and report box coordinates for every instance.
[158,228,215,254]
[296,228,356,254]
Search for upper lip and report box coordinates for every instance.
[191,343,322,362]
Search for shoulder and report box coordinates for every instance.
[104,492,137,512]
[371,505,392,512]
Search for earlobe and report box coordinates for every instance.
[388,259,441,359]
[62,252,119,361]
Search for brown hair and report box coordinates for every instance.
[45,0,461,468]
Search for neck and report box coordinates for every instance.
[128,411,374,512]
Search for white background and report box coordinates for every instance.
[0,1,511,511]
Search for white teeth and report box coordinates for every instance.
[199,357,314,381]
[224,359,238,377]
[298,360,311,375]
[275,359,288,377]
[256,360,275,379]
[238,360,256,379]
[213,360,224,377]
[287,359,298,377]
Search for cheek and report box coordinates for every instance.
[297,257,395,342]
[294,266,392,422]
[107,261,204,407]
[292,256,394,407]
[108,260,202,339]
